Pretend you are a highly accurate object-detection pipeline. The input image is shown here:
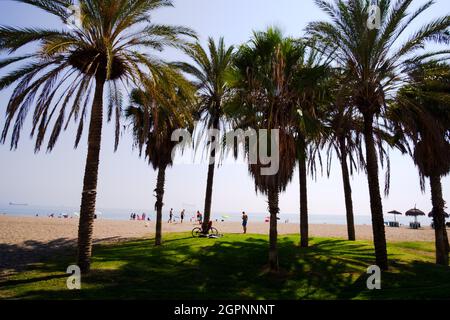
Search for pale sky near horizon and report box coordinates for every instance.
[0,0,449,217]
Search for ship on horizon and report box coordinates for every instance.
[9,202,28,206]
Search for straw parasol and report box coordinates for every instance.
[428,210,449,219]
[405,207,425,223]
[388,210,402,223]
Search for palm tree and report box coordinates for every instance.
[229,28,312,272]
[173,38,234,233]
[0,0,196,273]
[126,71,195,246]
[393,61,450,266]
[292,41,333,248]
[322,101,364,241]
[322,82,398,241]
[307,0,450,270]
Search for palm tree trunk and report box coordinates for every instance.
[444,228,450,257]
[77,75,105,274]
[268,185,279,273]
[202,119,219,233]
[363,114,388,271]
[339,138,356,241]
[429,174,449,266]
[299,149,309,248]
[155,165,167,246]
[202,147,216,233]
[445,226,450,255]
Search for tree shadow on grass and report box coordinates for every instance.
[338,261,450,300]
[3,235,449,300]
[1,236,360,299]
[0,238,78,275]
[0,274,68,287]
[0,236,134,276]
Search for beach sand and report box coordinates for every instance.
[0,215,437,274]
[0,215,437,244]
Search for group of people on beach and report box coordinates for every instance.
[130,208,249,234]
[130,212,149,221]
[45,213,75,219]
[169,209,249,234]
[166,208,207,225]
[167,208,185,223]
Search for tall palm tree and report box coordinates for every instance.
[174,38,234,233]
[126,72,195,246]
[229,28,312,272]
[322,102,364,241]
[292,41,333,248]
[322,86,398,241]
[307,0,450,270]
[393,61,450,266]
[0,0,196,273]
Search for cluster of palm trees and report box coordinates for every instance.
[0,0,449,274]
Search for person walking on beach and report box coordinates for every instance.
[180,209,185,224]
[142,213,146,221]
[242,211,248,234]
[168,208,173,223]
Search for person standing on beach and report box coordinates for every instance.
[168,208,173,223]
[196,211,203,225]
[242,212,248,234]
[180,209,185,223]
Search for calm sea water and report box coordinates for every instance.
[0,203,434,226]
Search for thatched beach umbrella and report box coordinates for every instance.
[428,210,449,219]
[388,210,403,223]
[405,207,426,223]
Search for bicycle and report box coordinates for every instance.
[192,222,219,238]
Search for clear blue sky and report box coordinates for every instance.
[0,0,449,217]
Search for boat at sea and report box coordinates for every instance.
[9,202,29,206]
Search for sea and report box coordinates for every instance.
[0,203,433,226]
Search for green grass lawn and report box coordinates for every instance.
[1,233,449,300]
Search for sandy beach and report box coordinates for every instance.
[0,215,438,243]
[0,215,438,274]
